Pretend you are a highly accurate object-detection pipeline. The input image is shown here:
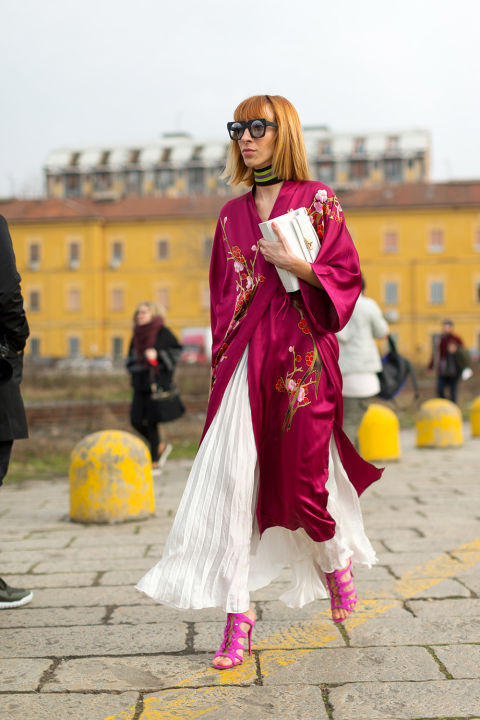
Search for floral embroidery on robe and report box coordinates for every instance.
[275,300,322,432]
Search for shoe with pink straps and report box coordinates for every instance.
[212,611,256,670]
[326,557,357,623]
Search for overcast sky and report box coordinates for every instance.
[1,0,479,197]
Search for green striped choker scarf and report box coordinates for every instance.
[253,165,282,186]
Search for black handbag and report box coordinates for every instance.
[454,346,470,373]
[377,336,419,401]
[149,380,185,423]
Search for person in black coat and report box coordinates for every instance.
[127,302,184,469]
[0,215,33,608]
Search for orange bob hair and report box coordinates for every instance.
[224,95,311,187]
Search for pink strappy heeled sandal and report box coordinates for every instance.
[326,558,357,623]
[212,612,256,670]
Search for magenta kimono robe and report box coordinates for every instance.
[204,180,382,544]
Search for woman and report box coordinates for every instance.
[127,302,183,469]
[136,95,382,669]
[337,275,389,447]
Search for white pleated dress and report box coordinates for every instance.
[136,347,376,613]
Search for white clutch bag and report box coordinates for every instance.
[258,207,320,292]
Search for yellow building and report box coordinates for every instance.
[343,182,480,362]
[2,196,223,359]
[2,181,480,365]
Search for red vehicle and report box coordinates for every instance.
[180,333,208,364]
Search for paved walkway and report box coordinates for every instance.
[1,427,480,720]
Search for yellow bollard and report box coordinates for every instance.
[358,403,401,461]
[415,398,463,448]
[69,430,155,523]
[470,396,480,437]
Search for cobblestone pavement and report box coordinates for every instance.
[1,427,480,720]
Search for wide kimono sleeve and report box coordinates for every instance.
[299,191,361,337]
[208,213,235,364]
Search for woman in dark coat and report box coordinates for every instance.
[0,215,29,482]
[0,215,33,608]
[127,302,183,468]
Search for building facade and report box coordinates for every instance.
[3,181,480,365]
[343,182,480,361]
[44,128,430,201]
[3,196,223,360]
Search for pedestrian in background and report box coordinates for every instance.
[0,215,33,609]
[127,302,183,470]
[337,275,389,447]
[428,319,464,404]
[137,94,382,671]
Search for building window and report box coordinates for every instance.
[93,172,113,192]
[319,140,332,155]
[29,337,41,357]
[201,285,210,310]
[111,288,125,311]
[203,237,213,260]
[112,337,124,359]
[353,137,366,153]
[28,289,40,312]
[316,161,335,182]
[65,173,81,197]
[384,158,403,182]
[68,240,80,269]
[415,154,426,180]
[383,230,399,253]
[99,150,111,166]
[386,136,400,152]
[188,166,205,193]
[156,238,170,260]
[154,167,174,190]
[429,281,444,305]
[67,288,81,312]
[350,160,368,179]
[384,282,398,305]
[28,242,41,270]
[68,336,81,357]
[156,287,170,311]
[428,228,444,253]
[125,170,143,194]
[110,240,124,269]
[129,149,141,164]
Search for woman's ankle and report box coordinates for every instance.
[232,608,255,621]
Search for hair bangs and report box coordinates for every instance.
[224,94,311,187]
[233,95,274,123]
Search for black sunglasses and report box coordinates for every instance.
[227,118,278,141]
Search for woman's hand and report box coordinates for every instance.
[259,221,323,289]
[144,348,158,362]
[259,221,295,270]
